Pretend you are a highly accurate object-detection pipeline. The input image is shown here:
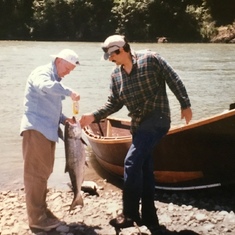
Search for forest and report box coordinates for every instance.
[0,0,234,42]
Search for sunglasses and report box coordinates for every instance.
[102,45,121,53]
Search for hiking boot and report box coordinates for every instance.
[109,214,135,229]
[147,224,167,235]
[30,217,61,231]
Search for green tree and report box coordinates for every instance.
[69,0,114,41]
[31,0,73,40]
[205,0,235,26]
[186,1,216,42]
[0,0,233,42]
[0,0,33,39]
[147,0,203,42]
[110,0,150,41]
[31,0,114,41]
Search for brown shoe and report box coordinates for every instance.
[30,218,61,231]
[46,208,58,219]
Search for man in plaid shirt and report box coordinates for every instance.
[80,35,192,234]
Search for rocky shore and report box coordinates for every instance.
[2,154,235,235]
[2,179,235,235]
[211,24,235,43]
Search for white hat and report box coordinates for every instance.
[102,35,126,60]
[51,49,79,66]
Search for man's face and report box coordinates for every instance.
[56,59,75,78]
[108,49,122,65]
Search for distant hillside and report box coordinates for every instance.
[0,0,234,42]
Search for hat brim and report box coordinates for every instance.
[50,54,80,66]
[103,53,109,60]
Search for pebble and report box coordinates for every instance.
[1,182,235,234]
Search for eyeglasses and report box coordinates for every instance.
[102,45,120,53]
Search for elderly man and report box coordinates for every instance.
[20,49,80,231]
[80,35,192,234]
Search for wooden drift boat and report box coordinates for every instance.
[83,107,235,190]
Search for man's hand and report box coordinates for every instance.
[181,107,192,124]
[79,114,95,128]
[70,91,80,101]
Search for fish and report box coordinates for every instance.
[64,117,86,211]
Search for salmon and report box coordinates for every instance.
[64,117,86,210]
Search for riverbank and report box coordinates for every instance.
[1,154,235,235]
[2,182,235,235]
[211,24,235,43]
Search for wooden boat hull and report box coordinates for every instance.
[84,109,235,189]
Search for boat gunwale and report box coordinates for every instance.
[83,109,235,140]
[83,128,131,143]
[169,109,235,134]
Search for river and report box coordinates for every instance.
[0,41,234,190]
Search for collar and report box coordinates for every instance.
[130,49,138,65]
[120,49,137,73]
[52,61,61,82]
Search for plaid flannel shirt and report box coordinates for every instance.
[93,50,191,133]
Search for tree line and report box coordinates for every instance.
[0,0,234,42]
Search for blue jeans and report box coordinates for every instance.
[123,111,170,225]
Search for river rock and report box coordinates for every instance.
[1,181,235,234]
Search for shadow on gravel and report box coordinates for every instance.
[86,157,201,234]
[30,223,102,235]
[90,152,235,214]
[155,184,235,213]
[87,152,124,189]
[90,152,235,213]
[30,226,200,235]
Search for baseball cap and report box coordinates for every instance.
[51,49,80,66]
[102,35,126,60]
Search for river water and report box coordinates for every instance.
[0,41,234,190]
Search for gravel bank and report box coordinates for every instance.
[1,181,235,235]
[1,154,235,235]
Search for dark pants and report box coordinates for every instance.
[123,111,170,225]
